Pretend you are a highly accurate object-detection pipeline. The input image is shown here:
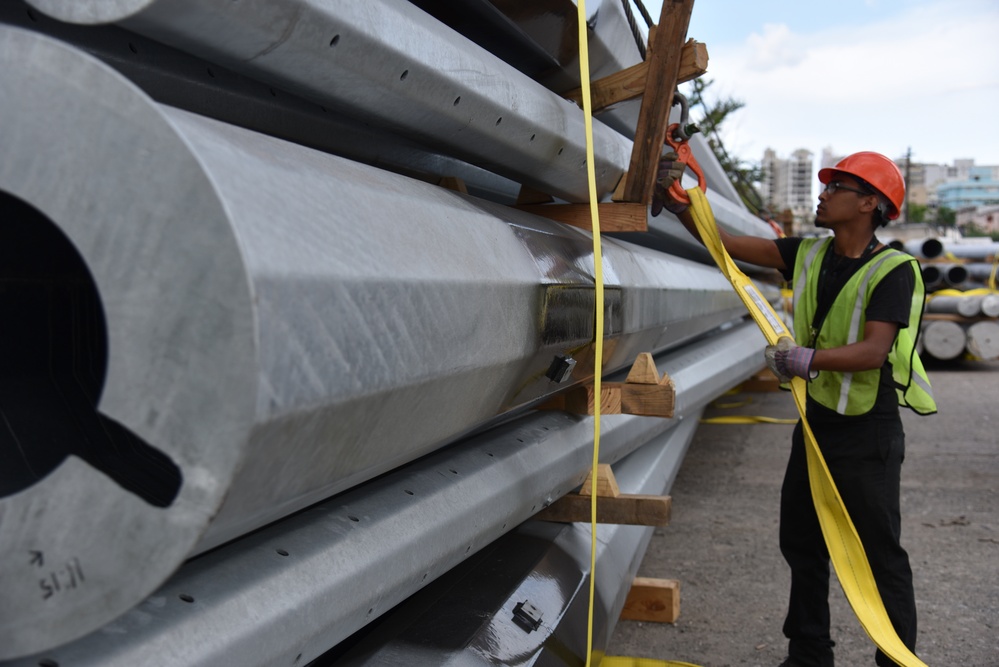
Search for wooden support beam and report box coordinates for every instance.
[533,493,672,526]
[621,0,696,205]
[620,577,680,623]
[537,352,675,417]
[562,40,708,111]
[534,464,672,526]
[515,202,648,232]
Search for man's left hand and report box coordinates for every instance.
[651,152,689,217]
[768,337,816,381]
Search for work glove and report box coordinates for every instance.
[650,151,689,217]
[765,336,816,382]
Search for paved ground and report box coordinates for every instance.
[607,359,999,667]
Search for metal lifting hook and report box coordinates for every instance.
[665,91,706,205]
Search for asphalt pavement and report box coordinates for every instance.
[607,358,999,667]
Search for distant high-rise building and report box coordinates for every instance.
[820,147,843,172]
[760,148,813,221]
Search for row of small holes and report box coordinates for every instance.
[323,34,550,143]
[120,29,554,151]
[116,23,572,161]
[166,539,296,609]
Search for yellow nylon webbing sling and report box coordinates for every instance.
[685,186,926,667]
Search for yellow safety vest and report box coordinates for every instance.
[791,238,936,416]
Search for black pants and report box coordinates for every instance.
[780,416,917,666]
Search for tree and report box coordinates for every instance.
[936,206,956,227]
[686,77,766,215]
[907,202,927,223]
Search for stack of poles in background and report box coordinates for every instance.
[888,237,999,361]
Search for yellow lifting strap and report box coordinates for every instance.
[685,187,926,667]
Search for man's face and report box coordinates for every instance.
[814,173,876,229]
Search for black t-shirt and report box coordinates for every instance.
[775,237,915,421]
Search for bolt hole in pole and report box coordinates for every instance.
[178,594,195,603]
[0,192,182,507]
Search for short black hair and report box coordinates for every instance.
[872,206,889,228]
[854,176,891,227]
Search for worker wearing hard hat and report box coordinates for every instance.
[653,150,935,667]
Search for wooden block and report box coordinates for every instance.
[539,384,622,415]
[611,171,630,202]
[437,176,468,194]
[622,1,696,205]
[562,40,708,111]
[625,352,661,384]
[580,463,620,497]
[741,369,782,393]
[620,577,680,623]
[618,382,675,418]
[537,355,674,417]
[514,202,648,232]
[516,184,554,205]
[534,493,671,526]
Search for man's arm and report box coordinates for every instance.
[652,152,788,271]
[674,208,787,271]
[810,320,899,372]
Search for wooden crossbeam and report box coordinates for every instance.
[534,493,671,526]
[534,464,672,526]
[513,202,648,232]
[562,39,708,111]
[620,577,680,623]
[621,0,696,205]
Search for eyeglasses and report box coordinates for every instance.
[823,181,873,196]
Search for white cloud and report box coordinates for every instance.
[744,23,806,71]
[692,1,999,167]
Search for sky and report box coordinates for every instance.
[639,0,999,172]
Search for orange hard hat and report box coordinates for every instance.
[818,152,905,220]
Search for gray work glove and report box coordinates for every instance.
[765,336,817,383]
[651,151,689,217]
[764,336,795,383]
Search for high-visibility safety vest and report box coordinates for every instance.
[791,237,937,416]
